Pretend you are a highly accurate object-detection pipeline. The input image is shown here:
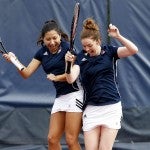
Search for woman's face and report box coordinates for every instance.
[81,38,100,57]
[43,30,61,53]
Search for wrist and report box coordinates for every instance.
[115,34,123,40]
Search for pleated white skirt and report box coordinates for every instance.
[82,102,123,131]
[51,90,83,114]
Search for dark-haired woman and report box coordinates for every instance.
[3,20,83,150]
[65,18,138,150]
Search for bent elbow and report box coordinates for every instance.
[66,77,75,84]
[129,46,138,56]
[20,73,30,79]
[23,76,29,79]
[66,79,74,84]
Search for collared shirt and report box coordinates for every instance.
[77,45,121,107]
[34,40,79,97]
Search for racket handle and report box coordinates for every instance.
[10,56,24,71]
[66,61,71,74]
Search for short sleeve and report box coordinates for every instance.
[103,45,119,60]
[34,48,43,61]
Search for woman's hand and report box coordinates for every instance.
[3,52,17,62]
[108,24,138,58]
[108,24,121,38]
[65,51,76,63]
[47,73,57,82]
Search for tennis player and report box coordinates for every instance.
[65,18,138,150]
[3,20,83,150]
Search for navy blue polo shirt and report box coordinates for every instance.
[77,45,121,107]
[34,40,79,97]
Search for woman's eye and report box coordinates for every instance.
[88,44,93,47]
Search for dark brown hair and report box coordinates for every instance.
[37,20,69,45]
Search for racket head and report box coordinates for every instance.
[66,3,80,74]
[70,2,80,52]
[0,37,8,54]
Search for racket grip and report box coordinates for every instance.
[66,61,72,74]
[10,56,24,71]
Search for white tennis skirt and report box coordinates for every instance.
[51,90,83,114]
[82,102,123,131]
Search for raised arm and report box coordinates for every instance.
[108,24,138,58]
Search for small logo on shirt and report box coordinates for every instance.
[100,50,105,55]
[57,48,61,54]
[43,52,48,55]
[81,58,87,61]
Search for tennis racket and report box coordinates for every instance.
[66,2,80,74]
[0,37,24,71]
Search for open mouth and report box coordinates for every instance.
[89,50,95,56]
[49,45,58,52]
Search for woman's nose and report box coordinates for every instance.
[49,39,55,45]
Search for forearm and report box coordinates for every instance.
[116,35,138,54]
[17,58,40,79]
[65,64,80,84]
[18,66,32,79]
[3,52,36,78]
[55,74,67,82]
